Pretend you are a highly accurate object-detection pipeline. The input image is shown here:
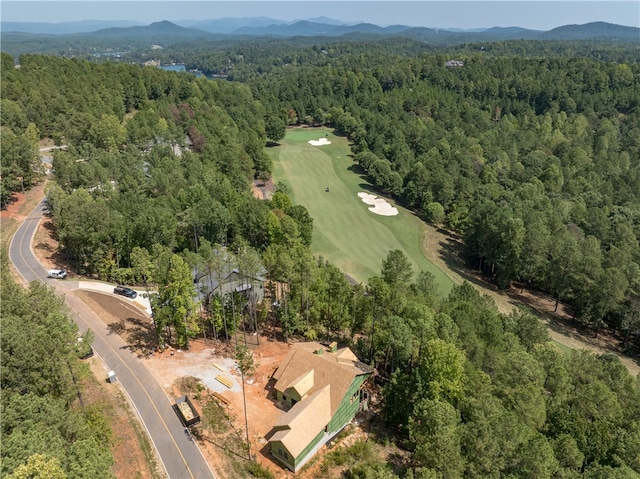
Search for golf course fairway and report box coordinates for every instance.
[269,127,454,295]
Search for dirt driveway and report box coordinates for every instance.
[75,287,296,478]
[5,169,637,479]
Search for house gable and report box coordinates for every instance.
[269,342,373,472]
[285,369,314,402]
[271,385,331,459]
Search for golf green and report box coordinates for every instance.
[269,127,454,295]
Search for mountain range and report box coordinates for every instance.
[1,18,638,55]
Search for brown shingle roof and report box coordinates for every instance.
[286,369,314,399]
[272,342,372,417]
[270,385,332,457]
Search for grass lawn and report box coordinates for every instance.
[269,127,454,295]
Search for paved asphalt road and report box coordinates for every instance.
[9,198,215,479]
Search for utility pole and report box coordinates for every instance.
[241,367,251,460]
[234,307,252,461]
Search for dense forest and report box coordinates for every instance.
[233,41,640,346]
[1,36,640,478]
[140,37,640,352]
[0,253,112,478]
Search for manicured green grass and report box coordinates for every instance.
[269,127,454,295]
[285,128,332,142]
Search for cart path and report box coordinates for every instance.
[420,222,640,377]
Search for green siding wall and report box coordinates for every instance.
[271,441,295,470]
[293,427,327,469]
[290,374,370,465]
[274,372,371,472]
[275,389,294,408]
[327,374,368,434]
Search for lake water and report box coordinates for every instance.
[158,64,227,80]
[159,64,206,78]
[160,64,187,72]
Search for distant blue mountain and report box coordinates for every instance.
[175,17,286,34]
[94,20,200,36]
[233,20,342,37]
[85,21,215,43]
[1,18,637,53]
[2,16,353,36]
[298,16,356,26]
[538,21,640,40]
[232,21,412,37]
[1,20,144,34]
[230,20,636,42]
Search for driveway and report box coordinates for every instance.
[9,197,216,479]
[77,280,153,315]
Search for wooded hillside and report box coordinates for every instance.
[1,41,639,478]
[238,44,640,345]
[0,252,112,478]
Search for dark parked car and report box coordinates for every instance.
[114,286,138,299]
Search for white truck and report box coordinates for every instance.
[47,269,67,279]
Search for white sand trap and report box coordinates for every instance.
[358,192,399,216]
[308,137,332,146]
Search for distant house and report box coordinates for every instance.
[142,135,192,157]
[194,265,266,305]
[445,60,464,68]
[268,342,373,472]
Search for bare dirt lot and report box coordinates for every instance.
[5,168,638,479]
[69,285,338,479]
[74,288,298,478]
[251,178,275,200]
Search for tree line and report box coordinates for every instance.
[1,44,639,478]
[1,251,113,478]
[360,252,640,478]
[231,46,640,350]
[0,52,314,349]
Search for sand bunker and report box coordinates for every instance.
[308,137,332,146]
[358,192,399,216]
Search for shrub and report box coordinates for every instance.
[424,202,445,224]
[245,461,275,479]
[178,376,202,394]
[112,267,135,285]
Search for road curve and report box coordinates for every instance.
[9,198,215,479]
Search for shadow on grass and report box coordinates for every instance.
[357,183,379,193]
[435,228,640,371]
[347,163,367,175]
[107,319,126,336]
[125,316,156,357]
[510,289,640,368]
[436,232,509,299]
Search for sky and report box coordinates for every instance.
[2,1,639,30]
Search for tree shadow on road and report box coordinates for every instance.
[124,316,156,357]
[107,319,126,336]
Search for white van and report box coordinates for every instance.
[47,269,67,279]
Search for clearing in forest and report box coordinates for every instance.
[269,127,453,294]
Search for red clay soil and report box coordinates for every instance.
[251,178,275,200]
[5,168,639,479]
